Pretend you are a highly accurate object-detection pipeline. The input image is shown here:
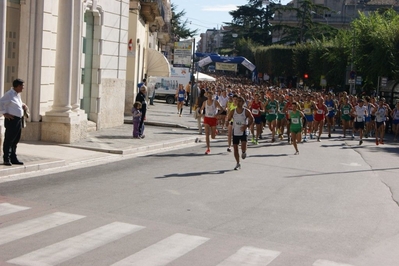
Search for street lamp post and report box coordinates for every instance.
[232,33,238,56]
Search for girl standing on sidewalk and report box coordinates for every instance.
[132,102,142,138]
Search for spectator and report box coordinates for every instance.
[0,78,28,166]
[135,84,147,138]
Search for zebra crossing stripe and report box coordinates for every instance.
[313,259,354,266]
[8,222,144,266]
[0,212,84,246]
[216,246,281,266]
[0,203,30,216]
[111,233,209,266]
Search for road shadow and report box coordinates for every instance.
[145,152,225,158]
[156,169,234,179]
[285,166,399,178]
[250,153,289,158]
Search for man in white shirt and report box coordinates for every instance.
[0,79,28,166]
[353,99,368,145]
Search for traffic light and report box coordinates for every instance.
[304,73,309,79]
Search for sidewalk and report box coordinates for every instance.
[0,102,203,177]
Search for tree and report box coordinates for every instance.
[171,4,198,41]
[276,0,337,44]
[225,0,277,46]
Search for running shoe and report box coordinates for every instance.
[205,149,210,155]
[328,134,331,138]
[351,135,355,140]
[251,137,255,144]
[234,163,241,170]
[376,139,379,145]
[227,147,232,152]
[310,134,313,139]
[241,152,247,160]
[259,134,263,139]
[294,151,299,155]
[303,137,308,142]
[279,134,283,140]
[380,139,384,144]
[317,137,321,142]
[359,140,363,145]
[271,138,275,143]
[255,140,259,145]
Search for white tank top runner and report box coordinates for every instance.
[205,100,217,118]
[232,109,248,136]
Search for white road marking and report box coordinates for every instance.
[0,212,84,246]
[217,246,281,266]
[341,162,361,167]
[111,233,209,266]
[8,222,144,266]
[313,259,354,266]
[0,203,30,216]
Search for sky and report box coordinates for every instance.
[171,0,292,40]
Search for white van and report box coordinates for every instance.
[149,67,191,104]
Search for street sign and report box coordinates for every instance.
[348,79,355,84]
[381,77,388,87]
[356,76,362,85]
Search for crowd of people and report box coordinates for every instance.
[189,74,399,169]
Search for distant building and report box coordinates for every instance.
[197,28,224,54]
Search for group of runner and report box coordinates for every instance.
[193,77,399,169]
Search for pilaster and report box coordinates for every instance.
[41,0,87,144]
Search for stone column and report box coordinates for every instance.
[0,0,7,152]
[0,0,6,98]
[72,0,83,112]
[42,0,87,144]
[47,0,74,114]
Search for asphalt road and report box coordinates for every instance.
[0,135,399,266]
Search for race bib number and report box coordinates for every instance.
[327,107,333,112]
[291,118,300,124]
[252,109,259,115]
[343,110,349,115]
[178,93,184,98]
[288,110,293,114]
[269,109,275,114]
[317,110,323,114]
[357,116,364,121]
[304,108,311,114]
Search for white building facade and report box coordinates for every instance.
[0,0,172,145]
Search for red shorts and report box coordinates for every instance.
[314,114,325,122]
[204,116,217,127]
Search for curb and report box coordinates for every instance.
[124,119,198,131]
[0,159,65,178]
[67,136,204,155]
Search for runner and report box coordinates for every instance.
[225,94,238,152]
[288,102,304,155]
[325,93,337,138]
[364,96,375,138]
[302,94,316,141]
[200,91,223,154]
[283,94,294,143]
[218,89,229,129]
[391,101,399,141]
[249,93,264,144]
[175,84,186,117]
[265,92,279,143]
[352,99,368,145]
[373,98,388,145]
[277,95,287,140]
[340,97,352,138]
[226,96,254,170]
[313,97,328,142]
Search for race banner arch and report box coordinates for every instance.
[197,55,256,72]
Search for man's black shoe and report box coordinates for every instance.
[3,161,12,166]
[11,160,24,165]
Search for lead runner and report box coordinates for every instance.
[226,96,254,170]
